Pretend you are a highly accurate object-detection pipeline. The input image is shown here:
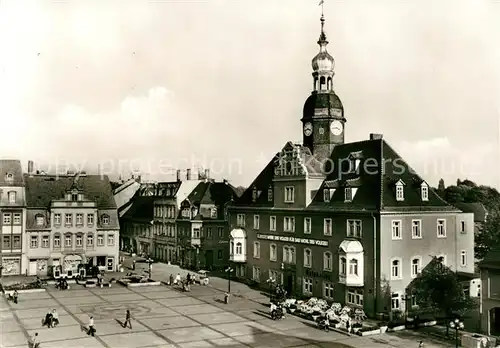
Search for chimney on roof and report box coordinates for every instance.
[176,169,181,182]
[204,169,210,180]
[370,133,383,140]
[223,179,228,185]
[28,160,34,176]
[186,168,191,180]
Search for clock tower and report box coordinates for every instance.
[301,12,346,162]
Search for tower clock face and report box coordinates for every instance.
[303,122,313,136]
[330,120,343,136]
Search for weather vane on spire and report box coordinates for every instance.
[319,0,324,17]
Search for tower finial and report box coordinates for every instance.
[319,0,324,17]
[318,0,327,43]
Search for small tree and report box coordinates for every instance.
[411,257,475,334]
[475,211,500,259]
[380,277,393,321]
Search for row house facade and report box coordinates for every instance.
[479,248,500,337]
[177,179,238,270]
[0,160,26,276]
[23,171,120,276]
[227,13,474,318]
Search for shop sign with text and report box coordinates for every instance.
[256,234,328,247]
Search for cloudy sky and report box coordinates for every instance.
[0,0,499,187]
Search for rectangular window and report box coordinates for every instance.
[323,218,332,236]
[2,236,11,249]
[54,213,61,225]
[252,266,260,282]
[267,187,273,202]
[3,213,11,225]
[412,220,422,239]
[217,227,224,238]
[396,184,404,201]
[411,258,421,278]
[30,235,38,248]
[217,250,223,260]
[284,186,295,203]
[76,235,83,247]
[284,217,295,232]
[421,185,429,201]
[237,214,245,226]
[324,282,334,299]
[13,235,21,249]
[65,235,72,247]
[87,234,93,247]
[460,221,466,233]
[437,219,446,238]
[303,277,313,294]
[304,217,312,234]
[36,216,44,226]
[391,220,402,240]
[108,234,115,246]
[8,191,16,203]
[270,243,277,261]
[461,250,467,266]
[42,235,49,248]
[192,228,201,238]
[269,270,281,284]
[87,214,94,225]
[347,289,364,306]
[97,234,104,246]
[76,213,83,225]
[391,258,402,279]
[53,235,60,248]
[65,214,72,226]
[391,293,401,310]
[13,213,21,225]
[206,227,213,238]
[253,215,260,230]
[323,189,330,202]
[253,241,260,258]
[344,188,352,202]
[347,219,362,238]
[270,216,276,231]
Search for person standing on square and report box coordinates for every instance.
[123,310,132,329]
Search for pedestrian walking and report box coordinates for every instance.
[29,332,40,348]
[88,316,95,336]
[123,310,132,329]
[13,290,18,304]
[418,341,423,348]
[169,274,174,286]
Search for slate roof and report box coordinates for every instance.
[233,155,276,207]
[121,195,155,223]
[24,174,117,209]
[0,160,24,186]
[307,138,458,212]
[452,202,488,222]
[302,92,344,121]
[184,181,239,219]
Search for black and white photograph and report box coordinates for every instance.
[0,1,499,347]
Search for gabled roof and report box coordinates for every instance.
[452,202,488,222]
[233,154,276,207]
[183,181,238,219]
[308,139,458,212]
[24,174,117,209]
[114,179,141,211]
[0,160,24,186]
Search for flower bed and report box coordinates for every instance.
[1,281,45,294]
[357,325,381,336]
[117,276,160,287]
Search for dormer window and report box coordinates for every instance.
[267,185,273,202]
[323,189,330,202]
[395,180,405,201]
[252,186,257,202]
[210,207,217,218]
[349,158,361,173]
[101,214,109,225]
[182,208,190,218]
[421,183,429,201]
[5,173,13,183]
[72,193,78,201]
[7,191,16,203]
[344,187,352,202]
[36,215,44,226]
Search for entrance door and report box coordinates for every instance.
[29,261,37,276]
[286,274,294,295]
[205,250,214,270]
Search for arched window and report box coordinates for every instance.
[290,246,296,264]
[320,76,326,90]
[236,242,242,255]
[304,248,312,268]
[101,214,110,225]
[411,257,421,278]
[327,77,332,90]
[323,251,332,271]
[230,241,234,255]
[340,257,347,275]
[270,243,277,261]
[314,77,318,91]
[391,258,402,279]
[349,259,358,275]
[283,246,290,263]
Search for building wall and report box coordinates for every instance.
[480,268,500,335]
[152,199,178,263]
[273,179,308,209]
[379,211,475,314]
[1,186,26,276]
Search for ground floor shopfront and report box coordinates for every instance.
[153,242,177,264]
[25,253,119,277]
[1,254,22,276]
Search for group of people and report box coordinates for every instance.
[42,309,59,328]
[55,277,69,290]
[269,301,285,320]
[169,272,196,291]
[7,290,18,304]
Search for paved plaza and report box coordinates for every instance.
[0,278,452,348]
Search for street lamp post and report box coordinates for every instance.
[225,266,233,293]
[449,318,464,348]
